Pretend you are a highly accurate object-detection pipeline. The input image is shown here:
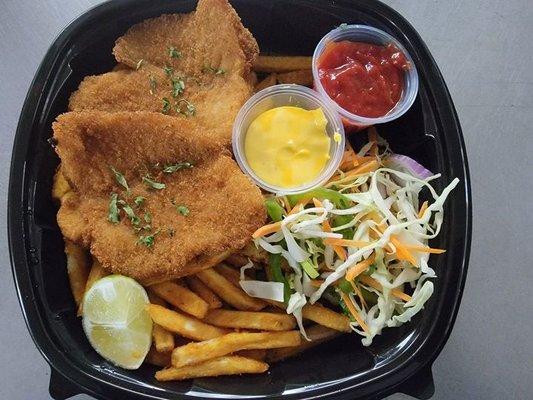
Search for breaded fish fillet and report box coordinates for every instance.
[68,0,258,145]
[69,65,250,139]
[113,0,257,76]
[54,111,265,284]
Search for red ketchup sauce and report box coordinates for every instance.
[317,41,410,118]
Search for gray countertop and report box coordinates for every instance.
[1,0,531,399]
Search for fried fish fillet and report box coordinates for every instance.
[68,0,258,145]
[54,111,265,284]
[113,0,257,76]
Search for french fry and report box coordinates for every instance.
[185,276,222,309]
[254,73,277,92]
[171,331,301,368]
[148,292,175,352]
[78,257,109,315]
[214,264,241,286]
[152,324,175,353]
[145,346,172,368]
[52,165,71,201]
[85,258,109,291]
[196,269,266,311]
[156,356,268,381]
[150,281,209,319]
[276,69,313,86]
[301,304,351,332]
[203,309,296,331]
[147,304,227,341]
[266,325,341,362]
[64,241,90,307]
[266,300,351,332]
[236,349,267,361]
[254,55,312,72]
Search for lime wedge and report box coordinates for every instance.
[82,275,152,369]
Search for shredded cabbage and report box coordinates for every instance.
[247,139,458,346]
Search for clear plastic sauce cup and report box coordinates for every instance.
[312,24,419,130]
[232,84,345,195]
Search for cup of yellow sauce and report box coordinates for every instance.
[232,84,345,194]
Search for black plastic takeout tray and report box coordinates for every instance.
[8,0,472,399]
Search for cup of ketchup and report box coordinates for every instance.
[312,25,418,131]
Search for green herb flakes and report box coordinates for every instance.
[110,166,130,193]
[134,196,145,207]
[163,66,174,77]
[138,233,156,247]
[163,162,193,173]
[176,99,196,116]
[144,212,152,223]
[108,193,120,223]
[168,47,182,59]
[122,204,140,226]
[171,78,185,97]
[176,205,189,216]
[143,176,166,190]
[202,65,225,75]
[162,97,171,114]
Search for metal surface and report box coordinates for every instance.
[0,0,531,399]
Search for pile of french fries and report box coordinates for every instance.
[253,55,314,92]
[52,56,349,382]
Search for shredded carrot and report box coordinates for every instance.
[324,238,371,248]
[314,198,347,261]
[287,198,311,215]
[390,236,418,266]
[359,275,412,302]
[342,160,379,177]
[403,245,446,254]
[328,159,379,183]
[252,221,282,238]
[368,126,378,156]
[351,281,368,310]
[340,292,369,334]
[345,253,376,282]
[417,201,429,218]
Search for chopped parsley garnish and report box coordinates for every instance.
[108,193,120,223]
[163,66,174,77]
[143,176,166,190]
[110,166,130,193]
[144,212,152,223]
[168,47,182,59]
[176,99,196,116]
[137,230,160,247]
[136,59,144,70]
[149,76,157,95]
[122,204,140,226]
[134,196,145,207]
[171,199,189,215]
[162,97,171,114]
[176,205,189,216]
[163,162,193,173]
[171,78,185,97]
[202,64,225,75]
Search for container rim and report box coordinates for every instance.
[311,24,419,126]
[232,84,346,195]
[8,0,471,399]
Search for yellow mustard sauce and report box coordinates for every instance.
[244,106,331,188]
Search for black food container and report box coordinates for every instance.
[8,0,472,399]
